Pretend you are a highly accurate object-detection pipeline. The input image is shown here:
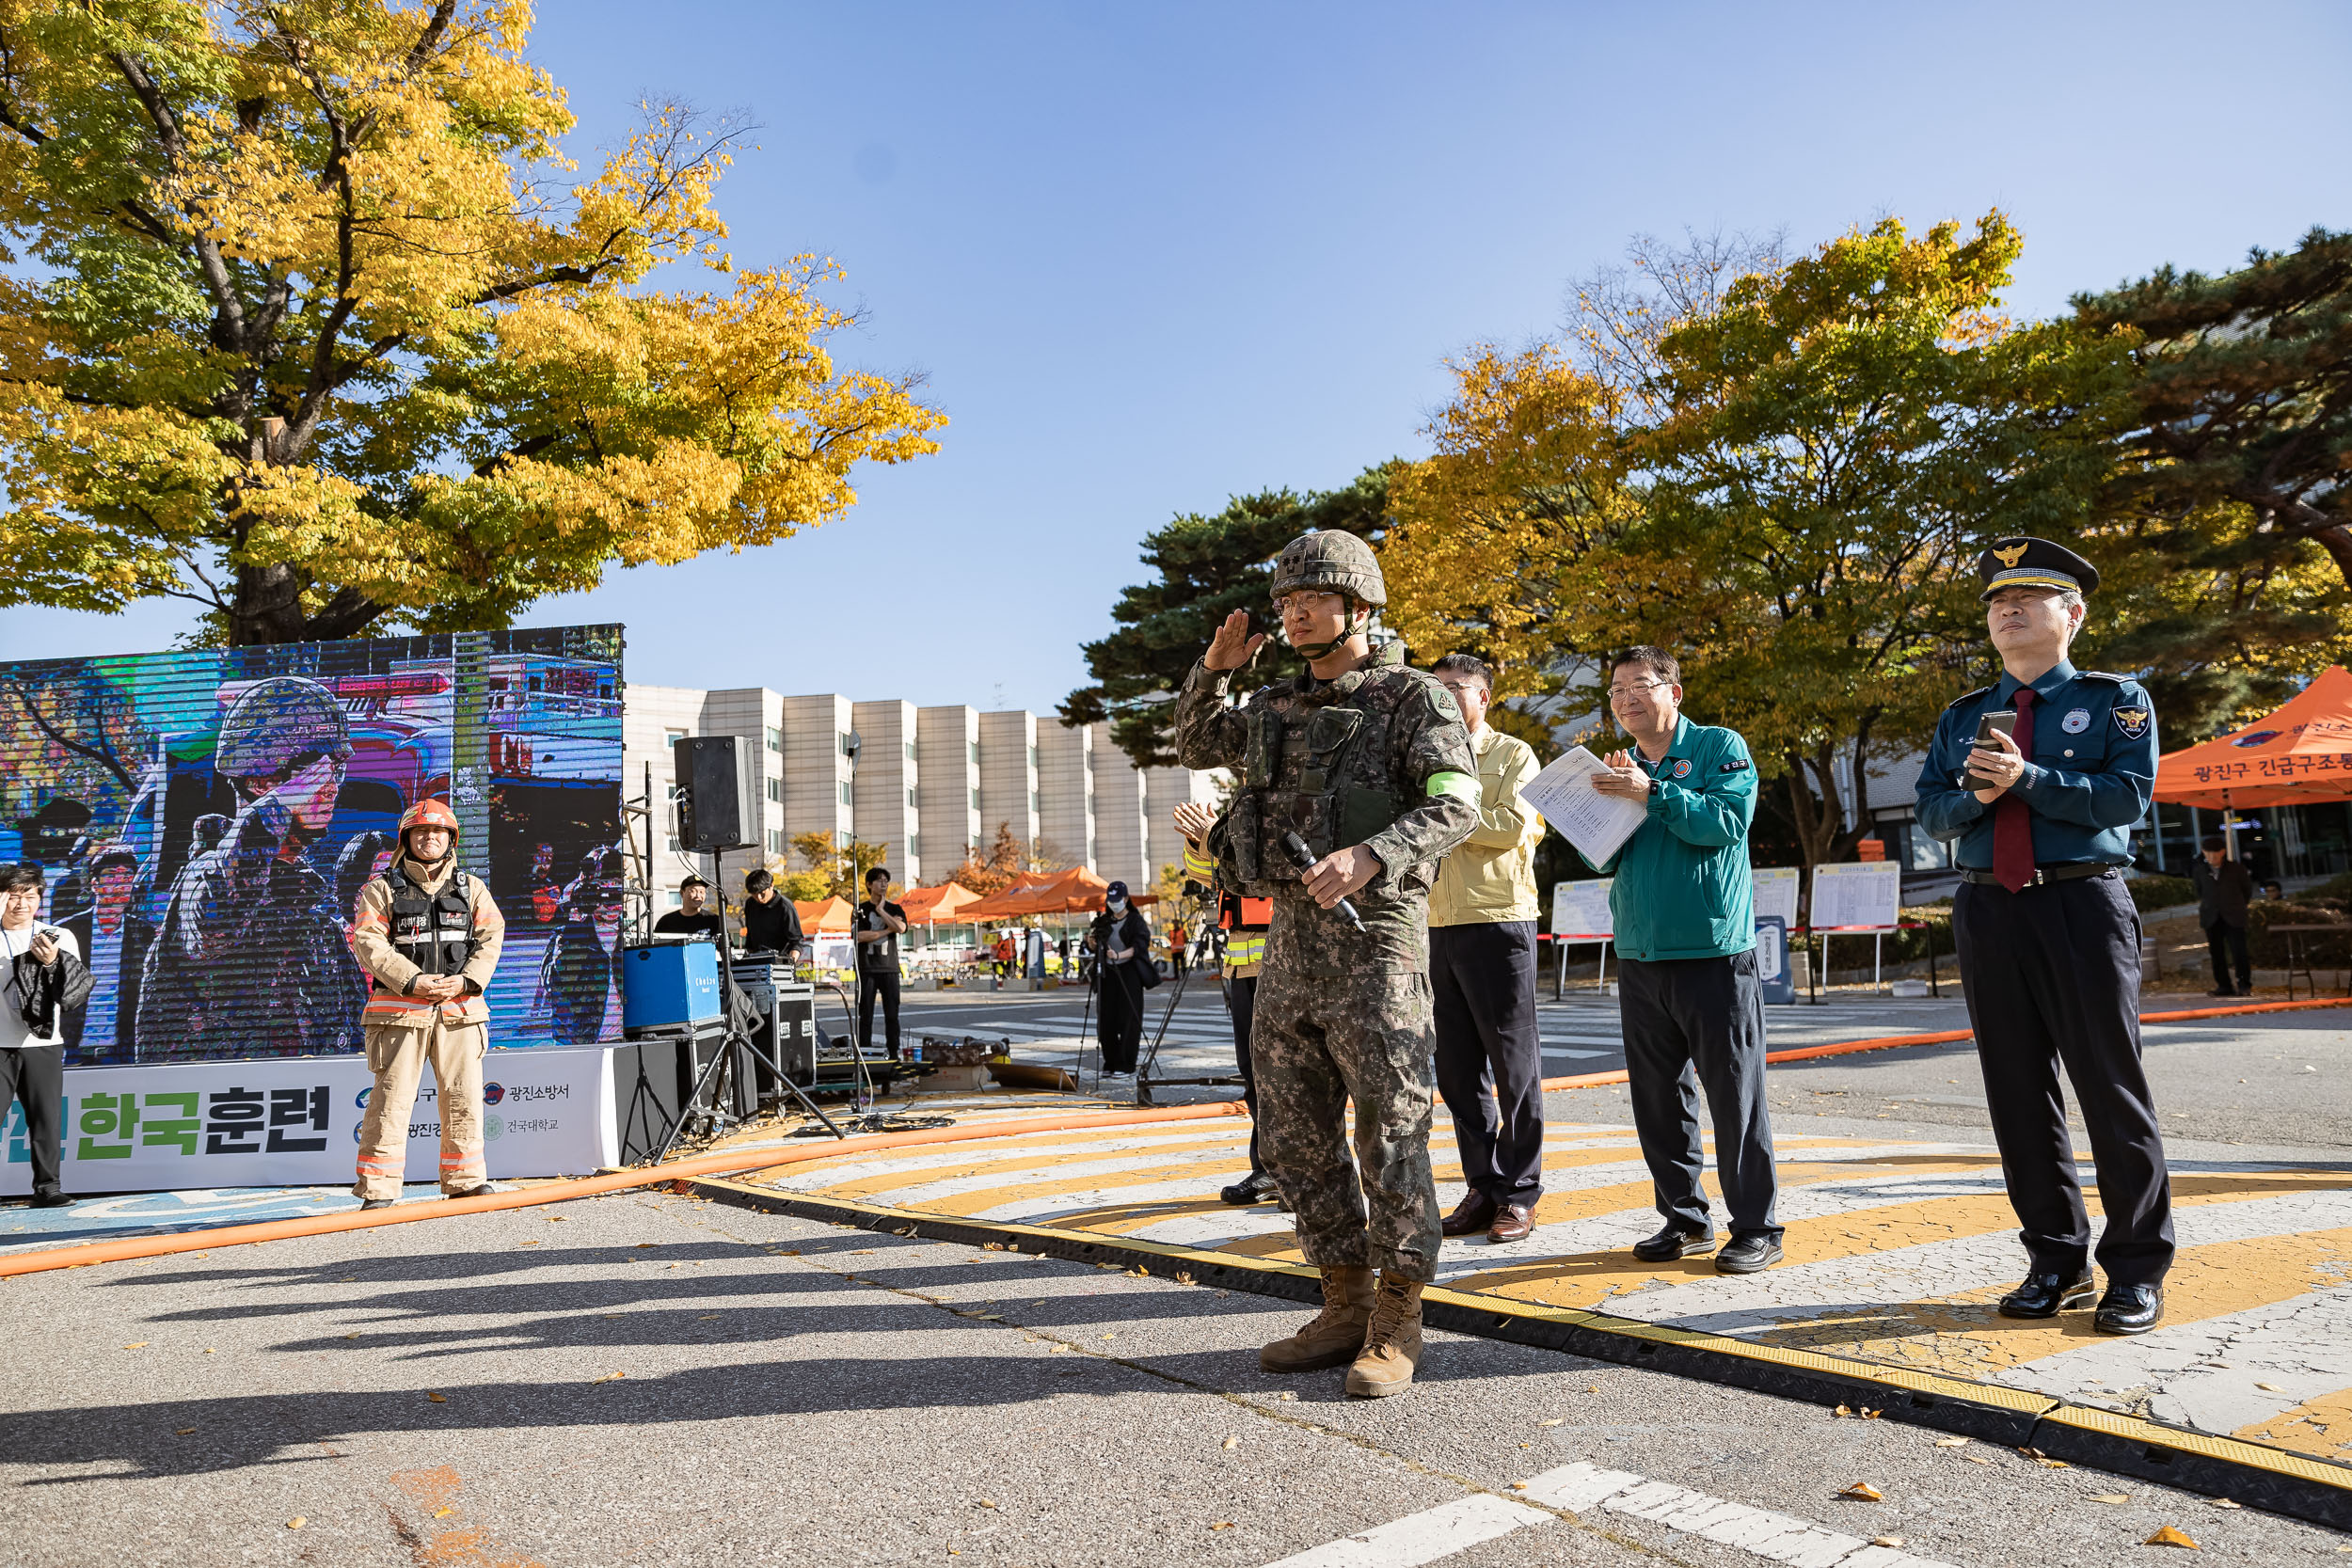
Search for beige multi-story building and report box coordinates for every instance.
[622,686,1217,912]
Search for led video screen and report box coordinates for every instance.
[0,626,627,1067]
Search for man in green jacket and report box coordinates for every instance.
[1584,646,1783,1274]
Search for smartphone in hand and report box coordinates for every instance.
[1964,709,2018,790]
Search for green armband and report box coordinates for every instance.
[1424,770,1480,803]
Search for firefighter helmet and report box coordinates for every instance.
[214,677,351,778]
[399,798,461,849]
[1268,530,1386,609]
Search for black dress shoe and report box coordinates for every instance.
[1996,1270,2096,1319]
[1716,1233,1784,1274]
[2094,1283,2164,1335]
[29,1191,72,1209]
[358,1197,396,1212]
[2206,987,2237,998]
[1632,1225,1716,1261]
[1442,1193,1501,1238]
[1219,1170,1279,1206]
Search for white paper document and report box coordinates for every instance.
[1523,746,1650,868]
[1810,861,1901,930]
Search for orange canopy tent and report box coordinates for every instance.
[956,865,1157,922]
[792,895,854,932]
[2154,666,2352,810]
[898,881,982,925]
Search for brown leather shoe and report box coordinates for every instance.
[1486,1203,1534,1243]
[1440,1193,1499,1238]
[1344,1274,1425,1398]
[1260,1265,1375,1372]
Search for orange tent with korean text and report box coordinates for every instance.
[2153,666,2352,809]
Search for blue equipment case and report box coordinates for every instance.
[622,942,723,1032]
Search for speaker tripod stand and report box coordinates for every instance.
[652,900,845,1164]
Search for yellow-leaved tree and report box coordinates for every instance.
[0,0,945,644]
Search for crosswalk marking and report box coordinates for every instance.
[1256,1492,1554,1567]
[1249,1462,1954,1568]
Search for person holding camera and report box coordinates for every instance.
[1,863,83,1208]
[854,867,908,1058]
[349,800,507,1209]
[1085,881,1154,1082]
[1915,537,2170,1336]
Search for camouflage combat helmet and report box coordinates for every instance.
[1268,530,1385,608]
[215,676,352,778]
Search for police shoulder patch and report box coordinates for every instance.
[1944,684,1994,710]
[2112,705,2152,740]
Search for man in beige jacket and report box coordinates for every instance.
[1427,655,1547,1243]
[349,799,506,1208]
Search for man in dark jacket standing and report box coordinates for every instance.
[2191,836,2254,997]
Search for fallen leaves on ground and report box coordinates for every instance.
[1838,1482,1884,1501]
[592,1372,626,1384]
[286,1518,306,1530]
[2208,1498,2241,1510]
[2092,1494,2131,1504]
[2145,1525,2200,1548]
[174,1428,197,1436]
[425,1392,447,1402]
[1872,1538,1905,1549]
[1210,1521,1234,1531]
[1933,1437,1968,1448]
[1539,1419,1564,1428]
[122,1342,148,1350]
[1221,1436,1238,1450]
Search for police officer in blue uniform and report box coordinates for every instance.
[1915,538,2172,1336]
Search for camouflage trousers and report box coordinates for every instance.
[1251,964,1442,1282]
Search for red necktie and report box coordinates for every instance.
[1993,687,2036,893]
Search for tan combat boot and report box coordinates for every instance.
[1260,1264,1375,1372]
[1344,1273,1425,1398]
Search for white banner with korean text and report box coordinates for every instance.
[1,1047,619,1196]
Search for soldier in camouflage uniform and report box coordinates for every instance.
[1173,531,1480,1397]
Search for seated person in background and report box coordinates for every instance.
[739,868,803,958]
[654,874,725,941]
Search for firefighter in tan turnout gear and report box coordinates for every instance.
[1174,530,1480,1397]
[350,800,507,1209]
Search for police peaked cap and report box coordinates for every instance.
[1978,537,2100,602]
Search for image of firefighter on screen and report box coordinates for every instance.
[0,626,626,1067]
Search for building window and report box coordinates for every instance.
[664,727,688,748]
[766,778,781,803]
[768,829,786,854]
[839,781,852,805]
[909,832,921,861]
[969,833,981,853]
[908,786,918,807]
[905,739,916,761]
[839,732,854,757]
[667,889,683,908]
[1028,744,1039,772]
[970,786,980,810]
[766,726,782,752]
[1030,789,1040,814]
[969,740,979,765]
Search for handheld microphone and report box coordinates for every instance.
[1281,831,1364,930]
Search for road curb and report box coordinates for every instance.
[690,1176,2352,1532]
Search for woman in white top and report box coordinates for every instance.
[1,862,80,1207]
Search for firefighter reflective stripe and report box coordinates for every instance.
[1183,843,1215,882]
[1425,769,1481,803]
[1224,930,1268,969]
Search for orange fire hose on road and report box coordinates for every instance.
[0,1101,1248,1279]
[1537,992,2352,1090]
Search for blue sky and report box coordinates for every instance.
[8,1,2347,715]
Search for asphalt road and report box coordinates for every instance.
[4,1188,2343,1568]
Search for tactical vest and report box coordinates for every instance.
[373,863,477,990]
[1207,692,1405,896]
